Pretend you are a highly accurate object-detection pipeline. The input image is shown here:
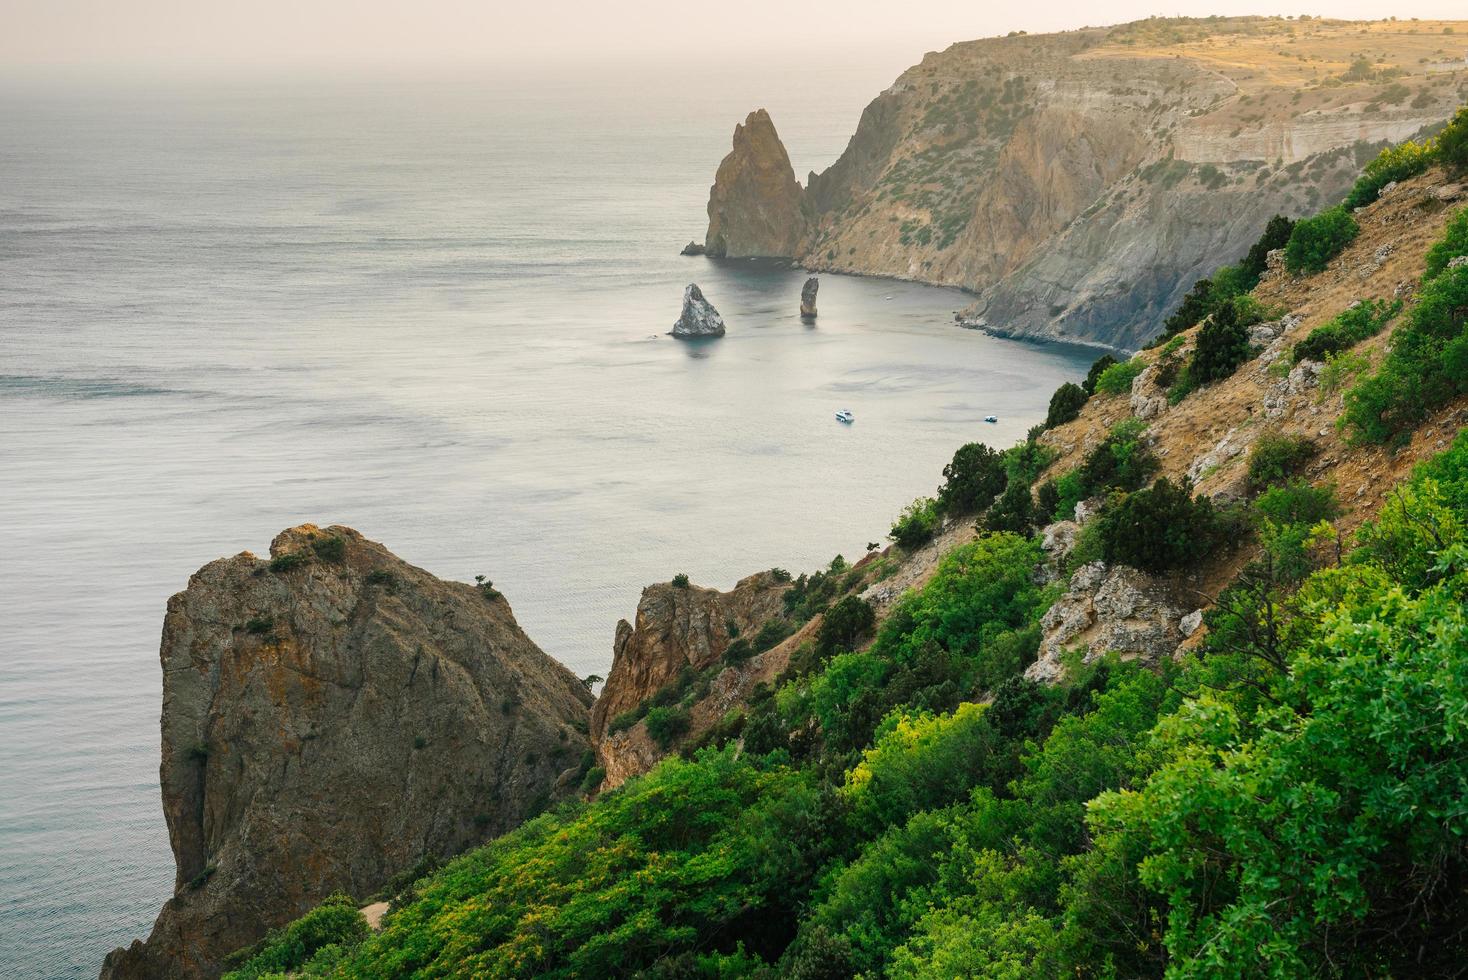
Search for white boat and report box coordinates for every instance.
[984,415,998,423]
[835,409,855,424]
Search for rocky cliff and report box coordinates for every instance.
[590,572,789,789]
[100,526,593,980]
[704,109,810,258]
[697,16,1468,350]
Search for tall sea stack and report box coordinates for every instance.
[704,109,809,259]
[800,277,819,319]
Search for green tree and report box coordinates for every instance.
[1096,478,1225,574]
[937,442,1007,514]
[1284,205,1358,274]
[1044,383,1089,428]
[1189,299,1250,384]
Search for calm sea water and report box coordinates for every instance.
[0,63,1094,978]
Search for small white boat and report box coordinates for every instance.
[835,409,855,424]
[984,415,998,423]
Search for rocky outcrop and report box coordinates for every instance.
[800,277,819,319]
[590,572,789,788]
[1027,561,1192,683]
[100,526,593,980]
[704,109,809,259]
[671,283,726,338]
[680,241,706,256]
[702,18,1467,351]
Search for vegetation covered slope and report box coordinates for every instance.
[228,112,1468,978]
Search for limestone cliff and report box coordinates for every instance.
[100,525,592,980]
[701,16,1468,350]
[590,572,789,788]
[704,109,809,258]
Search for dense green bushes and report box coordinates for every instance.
[222,894,366,980]
[1343,137,1437,209]
[1246,432,1316,491]
[815,594,875,658]
[1092,357,1145,395]
[936,441,1007,513]
[1081,354,1117,394]
[1044,382,1088,427]
[1423,204,1468,281]
[1291,298,1400,363]
[1440,103,1468,172]
[1187,296,1251,384]
[1096,478,1229,574]
[227,425,1468,980]
[1342,261,1468,444]
[1284,205,1358,274]
[890,497,941,549]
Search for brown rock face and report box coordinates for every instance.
[590,572,788,788]
[704,109,809,258]
[99,525,592,980]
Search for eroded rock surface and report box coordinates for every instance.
[590,572,789,788]
[100,525,592,980]
[1028,561,1191,683]
[671,283,726,338]
[704,109,809,259]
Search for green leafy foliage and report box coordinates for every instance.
[1284,205,1359,274]
[937,442,1007,514]
[1188,298,1251,384]
[1093,357,1146,396]
[890,497,941,549]
[1246,432,1316,492]
[1342,263,1468,444]
[1081,354,1117,395]
[1439,102,1468,172]
[1044,382,1088,428]
[222,894,367,980]
[1344,137,1437,209]
[644,706,691,748]
[1096,478,1231,574]
[815,595,875,658]
[1291,298,1400,363]
[1423,204,1468,282]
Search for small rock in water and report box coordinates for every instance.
[680,241,706,256]
[670,283,726,338]
[800,277,819,319]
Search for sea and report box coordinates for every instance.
[0,59,1096,978]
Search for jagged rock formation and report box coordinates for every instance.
[670,283,726,338]
[590,573,789,788]
[701,17,1467,350]
[1027,561,1193,683]
[704,109,809,258]
[680,240,706,256]
[800,277,819,319]
[100,526,592,980]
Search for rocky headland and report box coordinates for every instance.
[692,16,1468,350]
[100,526,592,979]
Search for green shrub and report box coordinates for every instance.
[937,442,1007,514]
[722,637,753,664]
[1079,419,1157,495]
[364,569,397,590]
[890,497,942,550]
[1246,432,1316,492]
[1284,205,1358,274]
[1344,138,1437,210]
[1082,355,1118,394]
[671,573,690,589]
[751,618,793,653]
[983,476,1037,535]
[1423,205,1468,282]
[1189,299,1251,385]
[1095,478,1227,574]
[1241,214,1295,281]
[268,551,309,573]
[1044,383,1088,427]
[816,595,876,657]
[1093,358,1146,396]
[1253,479,1340,528]
[1159,277,1215,339]
[222,894,367,980]
[1291,298,1401,363]
[607,708,643,734]
[1342,263,1468,443]
[579,766,605,794]
[1036,479,1061,523]
[310,535,346,562]
[1440,103,1468,172]
[244,616,274,636]
[644,706,691,748]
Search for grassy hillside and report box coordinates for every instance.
[227,108,1468,978]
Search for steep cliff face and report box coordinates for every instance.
[704,109,809,258]
[590,572,789,788]
[100,525,592,980]
[702,16,1468,350]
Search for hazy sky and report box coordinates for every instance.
[5,0,1468,74]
